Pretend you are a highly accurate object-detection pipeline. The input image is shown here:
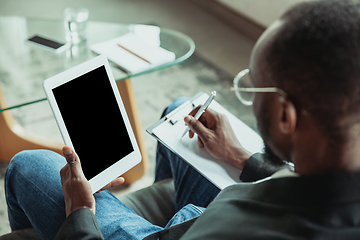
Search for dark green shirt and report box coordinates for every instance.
[181,171,360,239]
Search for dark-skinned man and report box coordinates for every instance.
[5,0,360,239]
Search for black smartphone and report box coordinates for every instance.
[27,35,69,53]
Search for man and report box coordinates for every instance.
[5,0,360,239]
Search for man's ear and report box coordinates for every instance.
[277,98,297,135]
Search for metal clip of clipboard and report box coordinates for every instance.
[147,92,203,134]
[163,94,201,121]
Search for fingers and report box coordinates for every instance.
[188,105,218,120]
[62,146,77,166]
[60,164,69,185]
[96,177,125,193]
[185,106,219,141]
[104,177,125,189]
[62,146,83,178]
[184,115,210,140]
[188,105,201,117]
[185,106,222,148]
[198,137,204,148]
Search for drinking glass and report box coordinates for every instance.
[63,7,89,44]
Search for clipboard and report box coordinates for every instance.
[146,92,264,189]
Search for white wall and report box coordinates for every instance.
[217,0,309,27]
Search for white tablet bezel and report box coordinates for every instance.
[43,55,141,193]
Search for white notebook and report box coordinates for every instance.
[91,33,176,74]
[147,92,264,190]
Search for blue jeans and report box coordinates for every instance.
[5,97,220,240]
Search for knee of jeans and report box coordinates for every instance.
[10,149,52,165]
[6,150,60,181]
[164,96,191,116]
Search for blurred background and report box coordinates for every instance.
[0,0,306,235]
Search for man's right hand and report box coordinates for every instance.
[184,106,251,171]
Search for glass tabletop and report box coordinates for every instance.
[0,16,195,112]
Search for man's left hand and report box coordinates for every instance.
[60,146,95,217]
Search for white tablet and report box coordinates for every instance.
[43,55,141,193]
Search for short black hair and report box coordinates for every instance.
[265,0,360,140]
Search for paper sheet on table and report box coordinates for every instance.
[90,33,175,74]
[152,93,264,190]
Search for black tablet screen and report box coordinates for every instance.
[53,65,134,180]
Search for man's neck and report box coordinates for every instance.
[291,129,360,175]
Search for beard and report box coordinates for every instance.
[256,100,285,166]
[263,143,285,166]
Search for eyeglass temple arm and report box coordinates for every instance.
[230,87,287,97]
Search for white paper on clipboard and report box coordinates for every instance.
[149,93,264,190]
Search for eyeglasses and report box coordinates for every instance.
[230,69,288,106]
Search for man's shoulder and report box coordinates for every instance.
[180,180,285,239]
[181,172,360,239]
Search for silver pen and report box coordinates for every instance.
[181,91,217,138]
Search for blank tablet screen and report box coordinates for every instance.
[53,65,134,180]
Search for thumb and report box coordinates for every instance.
[62,146,83,177]
[184,115,210,140]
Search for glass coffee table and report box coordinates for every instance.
[0,16,195,183]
